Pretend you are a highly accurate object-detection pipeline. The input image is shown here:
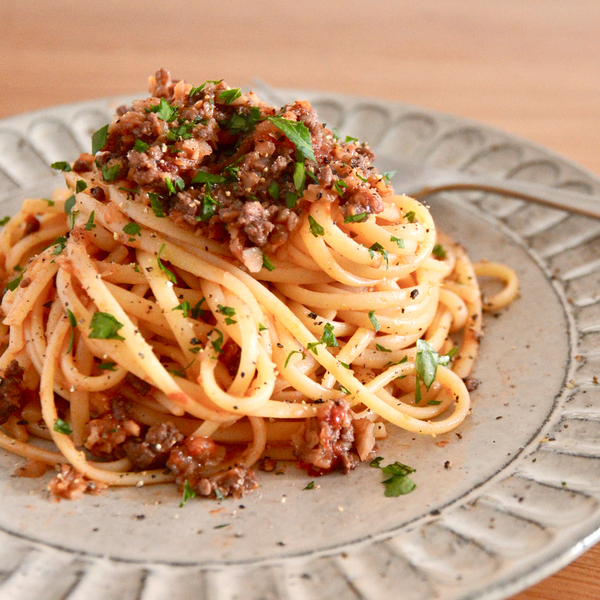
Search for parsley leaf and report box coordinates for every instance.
[197,189,218,222]
[50,161,72,172]
[64,195,76,215]
[149,98,178,122]
[191,298,206,320]
[293,162,306,192]
[0,216,9,226]
[382,171,396,184]
[209,329,224,354]
[98,362,117,371]
[75,180,87,193]
[89,312,125,341]
[267,116,316,162]
[333,179,348,196]
[308,215,324,237]
[173,300,191,318]
[303,481,315,490]
[5,271,24,292]
[157,244,177,284]
[91,124,109,155]
[133,139,150,152]
[51,236,67,255]
[218,88,242,105]
[53,418,72,435]
[179,480,196,507]
[376,343,392,353]
[370,457,416,497]
[391,235,405,249]
[307,323,338,355]
[432,244,447,259]
[123,222,141,237]
[84,211,96,231]
[66,309,77,354]
[285,192,298,209]
[149,193,166,218]
[267,181,279,201]
[343,213,368,223]
[368,310,380,332]
[102,163,120,182]
[405,211,416,223]
[192,171,227,186]
[262,253,275,272]
[368,242,389,268]
[227,106,260,134]
[218,304,237,325]
[284,350,305,368]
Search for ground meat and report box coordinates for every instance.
[195,466,258,499]
[124,422,183,469]
[47,464,108,501]
[0,360,25,425]
[83,415,140,458]
[23,214,40,235]
[464,376,480,392]
[292,399,358,475]
[78,69,392,271]
[72,153,95,173]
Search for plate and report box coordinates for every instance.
[0,90,599,600]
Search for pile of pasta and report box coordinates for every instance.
[0,171,518,498]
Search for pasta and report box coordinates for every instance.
[0,70,518,501]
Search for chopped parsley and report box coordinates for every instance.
[84,211,96,231]
[218,304,237,325]
[75,180,87,193]
[123,222,141,237]
[343,213,368,223]
[64,195,76,215]
[166,122,196,142]
[376,343,392,353]
[432,244,447,259]
[262,253,275,272]
[0,216,10,227]
[308,215,324,237]
[91,124,109,155]
[284,350,305,369]
[382,171,396,184]
[209,329,224,354]
[344,135,358,143]
[179,480,196,507]
[165,176,185,195]
[414,339,455,404]
[218,88,242,105]
[303,481,315,490]
[173,300,191,318]
[333,179,348,196]
[368,310,380,332]
[5,271,24,292]
[285,192,298,209]
[50,161,72,172]
[370,457,416,497]
[267,116,316,162]
[66,309,77,354]
[44,199,55,207]
[405,211,416,223]
[197,189,218,222]
[192,171,227,186]
[149,193,166,218]
[307,322,338,355]
[133,139,150,153]
[268,181,279,201]
[102,163,120,182]
[53,418,72,435]
[391,235,405,249]
[293,162,306,192]
[149,98,178,122]
[368,242,389,268]
[258,323,267,332]
[227,106,260,134]
[89,312,125,341]
[51,236,67,256]
[98,362,117,371]
[157,244,177,284]
[191,298,206,320]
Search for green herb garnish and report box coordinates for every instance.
[91,124,109,155]
[53,418,72,435]
[370,457,416,497]
[267,116,316,162]
[179,480,196,507]
[368,310,380,332]
[308,215,324,237]
[50,161,72,172]
[157,244,177,284]
[89,312,125,341]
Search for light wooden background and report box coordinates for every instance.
[2,1,600,598]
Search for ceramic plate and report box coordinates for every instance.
[0,89,599,600]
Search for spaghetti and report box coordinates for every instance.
[0,70,518,500]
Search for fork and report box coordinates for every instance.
[252,79,600,220]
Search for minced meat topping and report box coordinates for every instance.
[78,68,393,268]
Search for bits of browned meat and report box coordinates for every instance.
[47,464,107,501]
[124,422,183,470]
[0,360,25,425]
[83,415,140,457]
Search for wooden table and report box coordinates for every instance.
[2,1,600,598]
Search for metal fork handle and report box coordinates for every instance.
[407,177,600,220]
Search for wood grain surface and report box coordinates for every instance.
[2,1,600,598]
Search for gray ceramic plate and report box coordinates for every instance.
[0,90,599,600]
